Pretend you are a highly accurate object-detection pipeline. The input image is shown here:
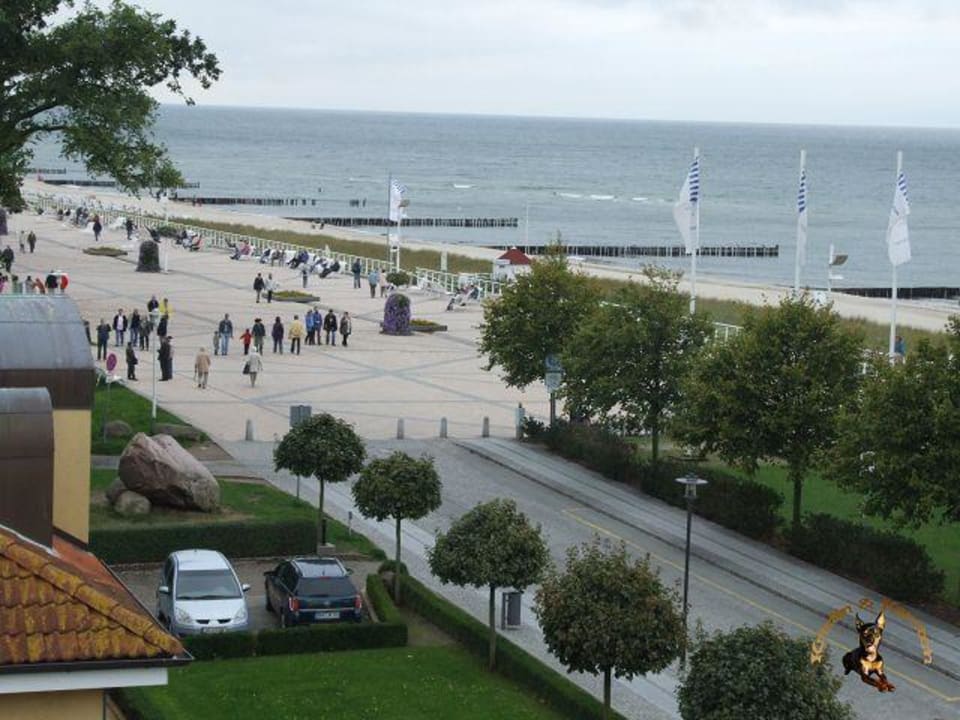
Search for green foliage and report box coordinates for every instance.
[354,452,442,524]
[82,246,128,257]
[674,295,863,529]
[535,540,682,716]
[272,290,320,303]
[401,575,626,720]
[563,269,711,461]
[479,255,597,389]
[366,573,405,625]
[386,270,411,286]
[788,514,944,602]
[1,1,220,209]
[377,559,409,576]
[677,623,854,720]
[181,631,257,661]
[92,383,197,455]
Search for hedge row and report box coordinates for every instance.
[541,422,782,539]
[401,575,627,720]
[366,573,405,625]
[788,514,944,602]
[89,519,315,564]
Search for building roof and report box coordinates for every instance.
[496,248,532,265]
[0,527,184,670]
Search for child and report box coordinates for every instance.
[213,329,221,356]
[241,327,253,355]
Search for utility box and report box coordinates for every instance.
[289,405,312,427]
[500,589,523,630]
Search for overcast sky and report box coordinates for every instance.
[136,0,960,127]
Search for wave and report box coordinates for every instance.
[590,194,615,201]
[631,196,649,203]
[452,183,473,189]
[557,192,582,199]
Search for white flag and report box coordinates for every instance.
[672,156,700,254]
[886,170,910,266]
[797,168,808,267]
[388,179,407,223]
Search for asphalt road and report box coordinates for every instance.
[226,437,959,720]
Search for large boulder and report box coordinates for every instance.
[114,490,151,516]
[105,477,127,505]
[118,433,220,512]
[104,420,133,438]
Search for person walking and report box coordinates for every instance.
[339,311,352,347]
[240,327,253,355]
[266,274,276,303]
[218,314,234,356]
[96,319,110,360]
[352,259,362,289]
[252,317,266,355]
[301,264,309,289]
[156,313,169,341]
[147,294,159,314]
[125,217,134,240]
[158,336,174,381]
[323,308,338,346]
[194,347,211,389]
[212,327,221,356]
[129,309,142,349]
[305,307,316,345]
[368,268,378,298]
[27,231,36,253]
[271,317,284,354]
[1,245,14,273]
[253,273,265,303]
[125,343,138,381]
[379,270,389,297]
[245,349,263,387]
[289,314,305,355]
[140,311,153,351]
[92,215,102,242]
[112,308,128,347]
[159,297,172,318]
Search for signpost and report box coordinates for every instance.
[544,354,563,426]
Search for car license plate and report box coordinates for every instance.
[316,611,339,620]
[202,627,225,634]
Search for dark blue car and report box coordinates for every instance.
[264,557,363,627]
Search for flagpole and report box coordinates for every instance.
[794,149,806,296]
[396,203,402,271]
[889,151,902,361]
[690,146,699,315]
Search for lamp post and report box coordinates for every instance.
[149,307,160,423]
[675,474,708,667]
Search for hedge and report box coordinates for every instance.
[401,575,627,720]
[89,519,315,564]
[788,514,944,602]
[366,573,405,625]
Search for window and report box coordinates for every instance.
[175,569,241,600]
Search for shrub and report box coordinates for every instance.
[521,416,546,440]
[182,631,257,660]
[83,246,128,257]
[272,290,320,303]
[154,224,181,238]
[788,514,944,602]
[386,270,410,287]
[401,574,627,720]
[366,573,405,625]
[376,559,409,577]
[382,293,411,335]
[89,519,315,564]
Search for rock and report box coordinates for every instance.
[105,477,127,505]
[114,490,151,516]
[104,420,133,438]
[118,433,220,512]
[152,422,204,442]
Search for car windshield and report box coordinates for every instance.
[176,569,241,600]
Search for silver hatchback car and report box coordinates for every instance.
[157,549,250,636]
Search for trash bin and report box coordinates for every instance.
[501,589,523,630]
[289,404,312,427]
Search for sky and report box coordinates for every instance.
[131,0,960,127]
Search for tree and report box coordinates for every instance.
[562,269,711,462]
[479,253,596,389]
[1,1,221,210]
[428,498,549,669]
[673,295,862,531]
[829,332,960,527]
[535,540,683,719]
[274,414,365,549]
[677,623,854,720]
[352,451,442,603]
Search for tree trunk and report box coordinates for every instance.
[488,584,497,670]
[603,668,611,719]
[318,476,326,548]
[650,419,660,463]
[791,467,803,533]
[394,516,402,605]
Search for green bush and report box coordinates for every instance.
[401,575,627,720]
[182,631,258,660]
[366,573,405,625]
[386,270,411,287]
[788,514,944,602]
[376,559,409,577]
[89,519,315,564]
[521,416,547,440]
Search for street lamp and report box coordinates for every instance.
[149,307,160,423]
[675,474,708,667]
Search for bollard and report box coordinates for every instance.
[439,417,448,438]
[515,404,525,441]
[396,418,405,440]
[482,416,490,438]
[244,419,254,441]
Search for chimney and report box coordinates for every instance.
[0,388,54,547]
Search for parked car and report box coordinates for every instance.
[264,557,362,627]
[156,549,250,636]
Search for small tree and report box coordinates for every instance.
[535,540,683,719]
[677,623,854,720]
[274,414,365,548]
[428,499,549,669]
[352,451,442,603]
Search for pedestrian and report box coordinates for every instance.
[305,307,316,345]
[252,317,266,354]
[45,272,58,294]
[212,328,221,356]
[157,313,169,339]
[253,273,265,303]
[129,309,141,349]
[147,294,159,313]
[266,274,276,303]
[352,259,362,289]
[323,308,338,346]
[92,215,102,242]
[125,217,134,240]
[27,231,36,253]
[158,336,174,381]
[125,343,138,381]
[271,316,284,354]
[241,327,252,355]
[301,264,309,289]
[96,318,110,360]
[368,268,378,298]
[194,347,211,389]
[340,311,352,347]
[159,297,172,318]
[18,230,25,253]
[245,349,263,387]
[289,314,305,355]
[894,335,906,361]
[1,245,14,273]
[379,270,390,297]
[140,311,153,351]
[218,313,234,356]
[112,308,128,347]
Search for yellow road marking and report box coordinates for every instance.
[561,507,960,703]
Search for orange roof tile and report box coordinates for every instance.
[0,527,183,667]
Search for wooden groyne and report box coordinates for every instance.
[173,196,317,206]
[28,168,67,175]
[491,244,779,259]
[45,179,199,189]
[287,217,520,229]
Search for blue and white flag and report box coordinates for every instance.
[796,168,808,266]
[672,156,700,254]
[389,178,407,223]
[886,170,910,266]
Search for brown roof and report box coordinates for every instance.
[0,527,183,667]
[496,248,532,265]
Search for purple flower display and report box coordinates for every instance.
[382,293,412,335]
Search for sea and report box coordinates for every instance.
[26,105,960,289]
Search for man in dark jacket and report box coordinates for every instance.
[252,318,266,354]
[351,259,362,289]
[1,245,14,272]
[158,336,173,380]
[27,231,36,253]
[217,313,234,356]
[125,343,138,381]
[96,318,110,360]
[271,317,284,354]
[323,309,338,346]
[253,273,265,303]
[112,309,128,347]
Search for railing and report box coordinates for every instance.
[413,267,503,298]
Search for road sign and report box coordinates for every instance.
[545,354,563,373]
[106,353,117,373]
[545,372,562,392]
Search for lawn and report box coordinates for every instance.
[92,383,203,455]
[120,647,562,720]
